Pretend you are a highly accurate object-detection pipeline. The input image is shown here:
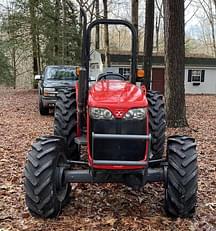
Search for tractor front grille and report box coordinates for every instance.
[90,119,147,161]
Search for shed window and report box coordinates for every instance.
[188,70,205,83]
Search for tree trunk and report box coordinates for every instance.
[103,0,110,67]
[54,0,61,64]
[12,47,16,89]
[37,33,41,74]
[29,0,39,77]
[143,0,154,90]
[210,20,216,57]
[155,0,163,53]
[62,0,66,63]
[209,1,216,57]
[164,0,188,127]
[95,0,100,50]
[131,0,139,53]
[155,15,159,53]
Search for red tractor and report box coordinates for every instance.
[24,9,198,218]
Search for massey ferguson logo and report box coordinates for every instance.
[114,110,125,118]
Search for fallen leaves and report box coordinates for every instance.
[0,88,215,230]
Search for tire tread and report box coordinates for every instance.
[54,89,79,160]
[147,90,166,160]
[165,135,198,218]
[24,136,70,218]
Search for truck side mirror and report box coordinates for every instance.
[35,75,41,80]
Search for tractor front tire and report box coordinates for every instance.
[39,97,49,115]
[147,90,166,160]
[24,136,71,218]
[165,135,198,218]
[54,89,79,160]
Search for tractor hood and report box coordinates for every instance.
[88,80,148,110]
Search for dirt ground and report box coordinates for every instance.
[0,89,215,231]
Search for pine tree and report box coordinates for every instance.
[0,43,12,86]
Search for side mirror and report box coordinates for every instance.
[35,74,41,80]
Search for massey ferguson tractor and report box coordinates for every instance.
[24,9,198,219]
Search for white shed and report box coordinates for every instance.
[185,67,216,94]
[89,50,216,94]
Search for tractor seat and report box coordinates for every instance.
[97,72,128,81]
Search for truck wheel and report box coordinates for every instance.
[24,136,71,218]
[147,90,166,160]
[165,135,198,218]
[39,97,49,115]
[54,89,79,160]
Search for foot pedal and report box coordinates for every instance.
[74,136,87,145]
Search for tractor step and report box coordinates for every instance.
[75,136,87,145]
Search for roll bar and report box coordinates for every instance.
[75,6,138,134]
[85,19,138,84]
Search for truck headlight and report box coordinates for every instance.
[123,108,147,120]
[89,107,114,120]
[43,88,56,96]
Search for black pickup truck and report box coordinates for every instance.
[35,65,77,115]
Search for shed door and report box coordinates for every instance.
[152,68,165,94]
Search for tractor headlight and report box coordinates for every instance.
[43,88,56,96]
[123,108,147,120]
[89,107,114,120]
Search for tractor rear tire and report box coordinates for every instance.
[165,135,198,218]
[24,136,71,218]
[54,89,79,160]
[147,90,166,160]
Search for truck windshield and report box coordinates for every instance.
[46,67,77,80]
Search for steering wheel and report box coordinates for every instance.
[97,73,128,81]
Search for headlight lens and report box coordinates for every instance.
[123,108,147,120]
[43,88,56,96]
[89,107,114,120]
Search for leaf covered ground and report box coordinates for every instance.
[0,89,215,231]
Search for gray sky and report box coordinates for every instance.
[0,0,209,39]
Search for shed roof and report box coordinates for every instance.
[99,51,216,67]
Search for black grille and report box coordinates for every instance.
[90,119,147,161]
